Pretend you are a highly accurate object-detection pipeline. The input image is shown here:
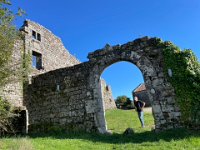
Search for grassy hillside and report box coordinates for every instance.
[0,109,199,150]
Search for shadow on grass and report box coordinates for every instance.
[27,128,200,144]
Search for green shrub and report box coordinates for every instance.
[0,97,15,134]
[160,41,200,127]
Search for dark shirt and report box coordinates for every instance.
[134,100,144,112]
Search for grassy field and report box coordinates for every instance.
[0,109,200,150]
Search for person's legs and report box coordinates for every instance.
[138,111,145,127]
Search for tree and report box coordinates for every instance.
[0,0,25,86]
[0,0,25,134]
[115,95,133,109]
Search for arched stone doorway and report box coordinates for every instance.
[88,37,181,133]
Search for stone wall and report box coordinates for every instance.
[100,79,116,110]
[0,40,24,107]
[25,62,98,132]
[25,62,115,133]
[26,37,182,133]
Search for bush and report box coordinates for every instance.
[0,97,16,135]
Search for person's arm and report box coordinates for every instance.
[143,102,145,108]
[139,101,145,110]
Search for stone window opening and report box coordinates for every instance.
[37,33,41,41]
[32,51,43,70]
[32,30,41,42]
[106,86,109,91]
[32,30,36,39]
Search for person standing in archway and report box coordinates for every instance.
[134,96,145,128]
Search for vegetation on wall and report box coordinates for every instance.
[160,41,200,127]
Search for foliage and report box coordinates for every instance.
[0,97,16,135]
[160,41,200,127]
[0,0,26,134]
[0,110,199,150]
[0,0,26,87]
[115,95,133,109]
[0,1,17,86]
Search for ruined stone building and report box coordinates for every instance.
[1,20,182,134]
[0,20,116,133]
[1,20,80,108]
[101,79,116,110]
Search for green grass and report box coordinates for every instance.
[0,109,200,150]
[106,109,154,133]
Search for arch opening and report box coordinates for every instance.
[99,61,154,133]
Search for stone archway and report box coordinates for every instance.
[88,37,181,133]
[26,36,182,133]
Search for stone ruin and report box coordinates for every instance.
[0,20,182,134]
[101,79,116,110]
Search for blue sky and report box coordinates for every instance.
[10,0,200,99]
